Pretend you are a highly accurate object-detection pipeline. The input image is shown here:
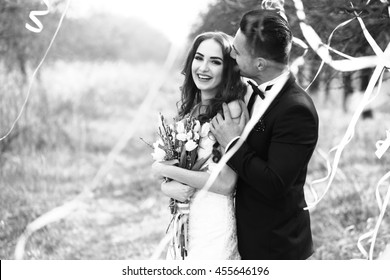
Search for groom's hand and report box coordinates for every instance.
[210,102,249,149]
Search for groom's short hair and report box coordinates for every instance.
[240,9,292,65]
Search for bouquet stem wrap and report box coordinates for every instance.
[169,199,190,259]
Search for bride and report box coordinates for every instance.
[152,31,247,259]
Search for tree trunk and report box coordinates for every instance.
[360,68,374,119]
[342,72,353,112]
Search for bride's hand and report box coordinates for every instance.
[161,180,195,202]
[152,159,179,180]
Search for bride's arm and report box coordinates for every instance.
[152,161,237,196]
[160,180,196,202]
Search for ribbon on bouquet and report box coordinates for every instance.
[167,200,190,260]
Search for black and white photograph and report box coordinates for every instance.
[1,0,390,264]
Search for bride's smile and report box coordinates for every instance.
[191,39,224,97]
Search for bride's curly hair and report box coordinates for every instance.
[177,31,246,123]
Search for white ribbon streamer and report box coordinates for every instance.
[14,200,82,260]
[375,130,390,159]
[305,68,385,210]
[293,0,389,72]
[304,48,389,210]
[290,37,308,76]
[292,0,390,209]
[305,17,356,91]
[357,171,390,260]
[0,0,70,142]
[356,17,387,61]
[25,0,51,33]
[292,0,390,259]
[305,148,332,208]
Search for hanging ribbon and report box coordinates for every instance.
[305,68,385,209]
[167,201,190,260]
[291,0,390,211]
[25,0,51,33]
[0,0,69,143]
[291,0,390,259]
[290,37,308,77]
[293,0,388,72]
[305,17,356,91]
[357,171,390,259]
[375,131,390,159]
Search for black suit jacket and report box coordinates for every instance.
[228,75,319,260]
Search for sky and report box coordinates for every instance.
[69,0,217,44]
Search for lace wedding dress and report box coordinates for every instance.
[185,122,240,260]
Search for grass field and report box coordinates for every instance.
[0,60,389,260]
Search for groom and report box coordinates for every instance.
[210,9,319,259]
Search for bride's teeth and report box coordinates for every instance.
[198,74,211,80]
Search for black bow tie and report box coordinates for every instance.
[247,80,273,99]
[247,80,265,99]
[247,81,273,113]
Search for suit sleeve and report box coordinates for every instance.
[227,105,318,201]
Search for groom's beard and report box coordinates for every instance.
[233,64,243,76]
[233,64,255,80]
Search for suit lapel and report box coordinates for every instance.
[250,75,296,133]
[261,75,296,119]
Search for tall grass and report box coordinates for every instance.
[0,61,389,259]
[0,60,179,259]
[306,77,390,259]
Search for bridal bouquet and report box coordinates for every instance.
[151,113,206,259]
[152,113,202,170]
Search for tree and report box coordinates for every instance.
[1,1,171,68]
[0,0,172,152]
[190,0,390,110]
[0,0,64,76]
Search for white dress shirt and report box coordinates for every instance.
[248,71,290,116]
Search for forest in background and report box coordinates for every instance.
[191,0,390,111]
[1,0,390,260]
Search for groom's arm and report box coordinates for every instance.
[227,105,318,201]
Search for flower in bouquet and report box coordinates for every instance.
[151,139,166,161]
[153,114,199,163]
[176,116,201,170]
[152,113,180,162]
[185,139,198,152]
